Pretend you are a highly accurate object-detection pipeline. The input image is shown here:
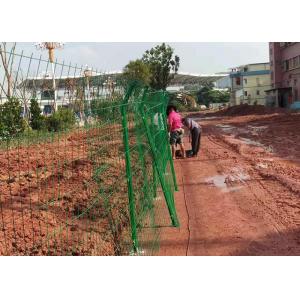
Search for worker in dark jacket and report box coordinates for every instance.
[182,117,201,157]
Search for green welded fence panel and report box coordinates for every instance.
[120,82,179,254]
[0,48,179,256]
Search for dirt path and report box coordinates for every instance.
[159,113,300,256]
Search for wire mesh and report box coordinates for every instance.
[0,48,179,255]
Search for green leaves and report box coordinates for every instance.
[123,59,151,85]
[142,43,180,90]
[0,98,25,139]
[30,98,46,131]
[46,107,76,132]
[197,85,230,106]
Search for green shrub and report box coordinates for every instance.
[46,107,76,132]
[30,99,47,130]
[0,98,25,139]
[91,99,121,120]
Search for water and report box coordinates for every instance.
[205,167,250,193]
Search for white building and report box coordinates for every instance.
[229,63,271,106]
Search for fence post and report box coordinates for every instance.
[121,84,139,252]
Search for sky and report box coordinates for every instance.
[14,42,269,74]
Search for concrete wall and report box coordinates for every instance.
[270,42,300,104]
[229,62,271,106]
[243,73,271,105]
[246,63,270,72]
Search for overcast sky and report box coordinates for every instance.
[16,42,269,74]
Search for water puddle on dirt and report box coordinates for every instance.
[248,125,268,135]
[206,175,227,189]
[239,137,265,148]
[216,124,236,132]
[205,167,250,193]
[191,116,221,122]
[239,137,274,153]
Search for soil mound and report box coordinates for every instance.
[216,104,288,116]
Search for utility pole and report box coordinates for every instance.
[83,65,92,114]
[35,42,64,112]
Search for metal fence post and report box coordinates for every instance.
[121,84,139,252]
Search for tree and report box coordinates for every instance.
[30,98,45,130]
[14,69,34,124]
[196,85,211,105]
[142,43,180,90]
[0,98,25,138]
[46,107,76,132]
[196,85,230,107]
[123,59,150,85]
[65,78,76,102]
[0,42,16,99]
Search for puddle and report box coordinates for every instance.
[200,117,220,120]
[205,167,250,193]
[248,125,268,132]
[216,124,236,132]
[239,138,274,153]
[239,137,264,147]
[191,117,220,122]
[248,125,268,136]
[206,175,227,189]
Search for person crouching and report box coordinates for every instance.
[182,117,201,157]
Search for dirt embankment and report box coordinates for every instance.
[0,126,129,256]
[207,104,290,117]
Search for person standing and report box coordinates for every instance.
[182,117,201,157]
[166,105,185,159]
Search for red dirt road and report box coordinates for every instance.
[159,109,300,256]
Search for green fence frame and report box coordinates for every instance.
[121,82,179,253]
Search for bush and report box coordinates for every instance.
[168,99,200,113]
[0,98,25,139]
[46,107,76,132]
[90,99,121,120]
[30,99,46,131]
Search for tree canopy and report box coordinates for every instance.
[122,59,151,85]
[142,43,180,90]
[196,85,230,107]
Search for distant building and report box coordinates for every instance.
[229,63,271,106]
[166,86,184,93]
[168,73,226,90]
[266,42,300,108]
[215,76,231,89]
[18,73,118,114]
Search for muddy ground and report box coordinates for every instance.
[2,104,299,256]
[159,105,300,255]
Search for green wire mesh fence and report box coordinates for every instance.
[0,47,179,255]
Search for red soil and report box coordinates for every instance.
[159,107,300,255]
[0,126,128,256]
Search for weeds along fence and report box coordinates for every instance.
[0,48,179,255]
